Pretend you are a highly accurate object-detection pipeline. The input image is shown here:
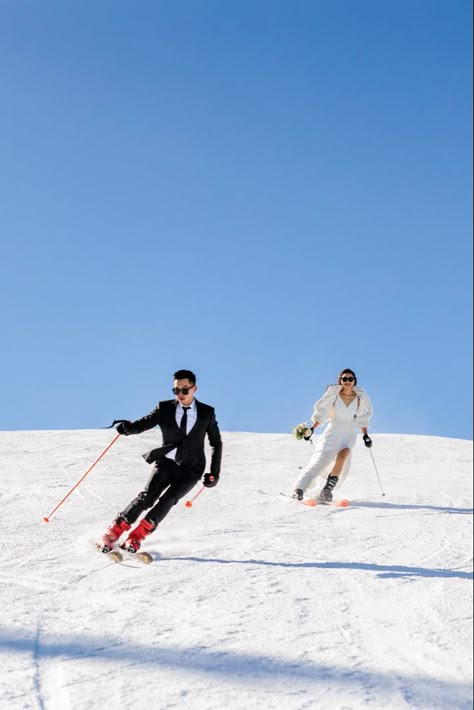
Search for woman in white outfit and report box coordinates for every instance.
[292,369,373,502]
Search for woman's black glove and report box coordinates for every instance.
[203,473,219,488]
[303,428,313,441]
[363,434,372,448]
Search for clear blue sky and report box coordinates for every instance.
[1,1,472,440]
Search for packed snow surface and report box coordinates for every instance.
[1,429,472,709]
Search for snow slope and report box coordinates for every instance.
[1,429,472,710]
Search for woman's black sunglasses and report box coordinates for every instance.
[340,376,355,383]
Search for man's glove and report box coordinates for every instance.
[203,473,219,488]
[116,420,132,436]
[363,434,372,448]
[303,428,313,441]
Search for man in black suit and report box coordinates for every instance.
[100,369,222,554]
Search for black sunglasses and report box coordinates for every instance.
[172,386,195,395]
[340,376,355,383]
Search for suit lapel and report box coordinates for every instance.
[166,400,181,434]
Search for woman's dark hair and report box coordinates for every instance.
[337,368,357,385]
[173,369,196,385]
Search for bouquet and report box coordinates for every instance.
[292,422,312,440]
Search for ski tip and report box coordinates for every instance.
[337,499,350,507]
[109,550,123,563]
[303,498,318,507]
[95,543,123,562]
[137,551,153,564]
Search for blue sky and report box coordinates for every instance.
[1,1,472,440]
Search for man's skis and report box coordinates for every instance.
[95,544,153,564]
[96,545,123,563]
[280,493,350,508]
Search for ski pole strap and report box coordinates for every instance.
[105,419,130,429]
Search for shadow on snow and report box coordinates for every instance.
[0,627,471,707]
[349,501,473,515]
[166,556,473,580]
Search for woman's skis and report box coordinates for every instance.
[280,493,350,508]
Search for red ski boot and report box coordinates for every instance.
[121,518,155,553]
[100,517,131,552]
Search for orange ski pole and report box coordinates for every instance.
[42,433,121,522]
[184,477,214,508]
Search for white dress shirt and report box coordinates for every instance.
[166,399,197,461]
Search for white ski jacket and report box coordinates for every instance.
[311,385,373,429]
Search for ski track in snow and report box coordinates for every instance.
[0,429,472,709]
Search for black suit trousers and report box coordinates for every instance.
[120,458,201,527]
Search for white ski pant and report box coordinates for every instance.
[293,445,352,492]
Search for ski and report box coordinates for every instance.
[95,544,153,564]
[122,549,153,565]
[96,544,123,563]
[280,493,350,508]
[317,498,350,508]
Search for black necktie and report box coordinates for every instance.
[176,406,190,464]
[180,406,190,435]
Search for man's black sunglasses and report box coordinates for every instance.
[172,386,195,395]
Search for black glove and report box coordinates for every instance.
[116,420,132,436]
[303,428,313,441]
[363,434,372,448]
[203,473,219,488]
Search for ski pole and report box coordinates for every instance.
[184,477,214,508]
[42,433,121,522]
[368,448,385,496]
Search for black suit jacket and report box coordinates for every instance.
[125,399,222,477]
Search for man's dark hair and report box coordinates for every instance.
[173,369,196,384]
